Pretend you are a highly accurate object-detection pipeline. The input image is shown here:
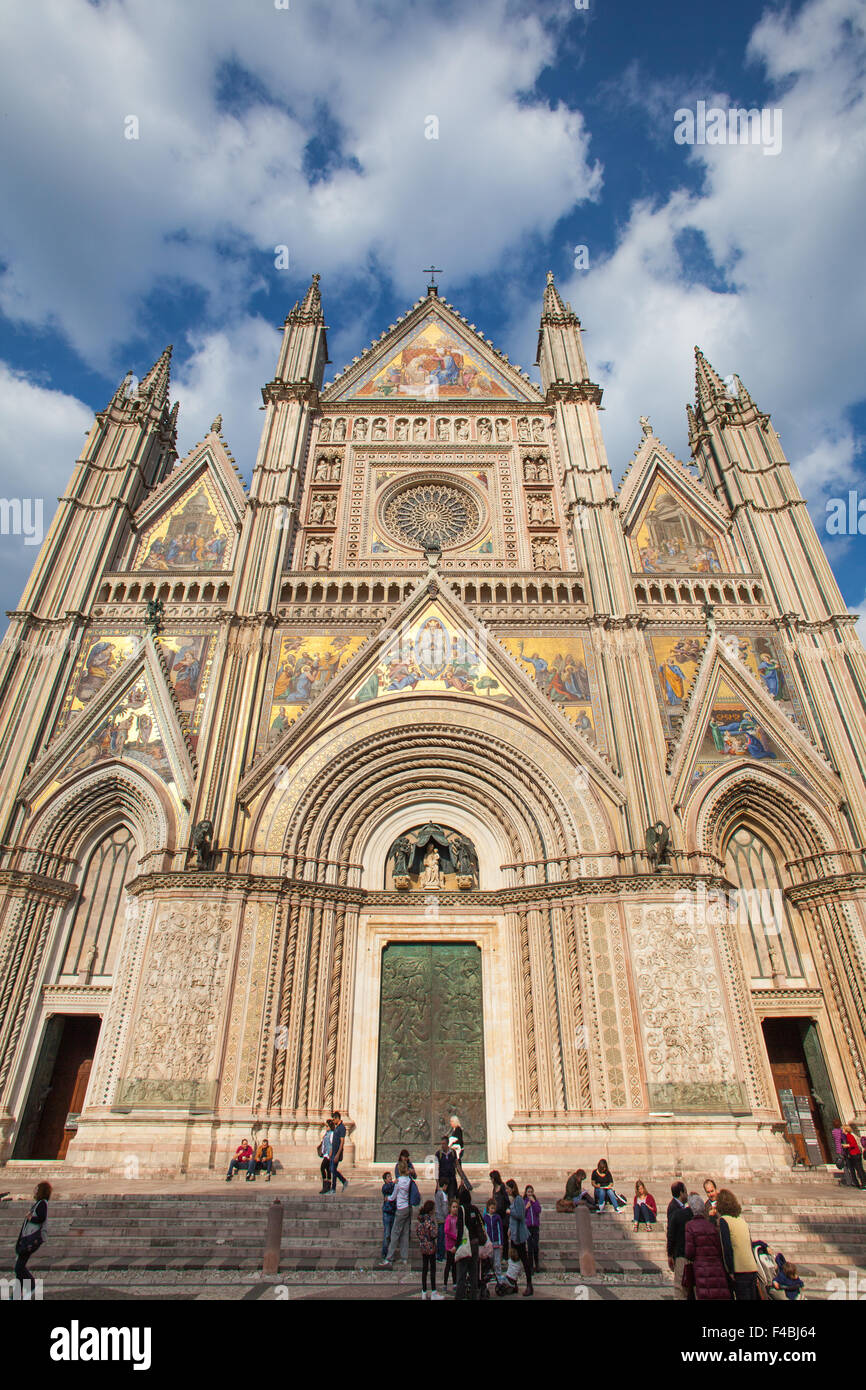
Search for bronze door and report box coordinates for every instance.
[375,943,487,1162]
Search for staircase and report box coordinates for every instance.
[1,1173,863,1297]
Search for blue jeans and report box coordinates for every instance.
[382,1207,395,1258]
[436,1222,446,1260]
[595,1186,621,1210]
[633,1201,656,1224]
[330,1154,347,1190]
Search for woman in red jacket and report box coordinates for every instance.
[633,1179,657,1230]
[684,1194,731,1300]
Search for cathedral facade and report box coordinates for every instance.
[0,273,864,1177]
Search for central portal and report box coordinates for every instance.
[375,942,487,1162]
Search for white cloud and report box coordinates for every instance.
[0,364,92,609]
[0,0,600,368]
[531,0,866,521]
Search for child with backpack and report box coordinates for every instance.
[417,1199,442,1300]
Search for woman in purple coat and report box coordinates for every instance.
[683,1194,731,1300]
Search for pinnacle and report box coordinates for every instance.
[542,270,569,320]
[693,345,726,408]
[138,344,173,406]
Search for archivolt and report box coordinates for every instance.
[693,764,836,866]
[23,763,176,869]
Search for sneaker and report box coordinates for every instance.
[378,1259,392,1269]
[430,1291,444,1300]
[420,1290,429,1300]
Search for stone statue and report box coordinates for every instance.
[191,819,214,870]
[333,418,346,441]
[452,834,477,888]
[310,497,326,525]
[395,419,409,441]
[352,418,368,441]
[306,538,332,570]
[318,419,332,443]
[413,418,428,441]
[436,419,450,440]
[524,460,537,482]
[314,457,330,482]
[145,597,164,636]
[495,419,510,442]
[531,419,545,443]
[518,417,531,443]
[372,418,387,440]
[455,419,469,441]
[528,495,551,526]
[210,413,222,434]
[645,821,671,872]
[391,834,413,880]
[639,414,652,438]
[477,418,492,442]
[421,843,444,888]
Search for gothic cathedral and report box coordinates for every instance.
[1,273,864,1176]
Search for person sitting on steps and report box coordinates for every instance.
[249,1138,274,1182]
[226,1139,253,1181]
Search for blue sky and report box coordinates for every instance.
[0,0,864,625]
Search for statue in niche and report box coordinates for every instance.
[306,538,332,570]
[395,418,409,441]
[524,460,538,482]
[310,496,327,525]
[372,418,387,440]
[450,833,478,890]
[413,418,428,442]
[436,419,451,441]
[528,495,552,526]
[495,419,510,442]
[531,419,545,443]
[319,419,332,443]
[322,497,337,524]
[145,597,164,636]
[333,419,346,441]
[352,418,368,441]
[392,834,413,881]
[421,842,445,888]
[455,419,469,441]
[190,819,214,870]
[518,417,531,443]
[645,821,671,872]
[477,418,492,442]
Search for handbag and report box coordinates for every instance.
[681,1260,695,1293]
[409,1179,421,1207]
[454,1222,472,1261]
[15,1205,43,1258]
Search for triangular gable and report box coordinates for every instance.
[619,431,733,576]
[324,297,542,403]
[22,635,196,811]
[668,635,839,806]
[130,430,246,572]
[239,576,622,805]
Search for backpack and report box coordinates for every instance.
[15,1204,44,1258]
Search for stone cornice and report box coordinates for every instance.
[786,873,866,905]
[261,381,321,407]
[545,382,603,406]
[0,868,77,901]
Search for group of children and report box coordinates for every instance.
[380,1168,541,1299]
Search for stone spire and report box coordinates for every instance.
[693,346,727,412]
[536,272,591,394]
[137,344,173,407]
[273,274,328,387]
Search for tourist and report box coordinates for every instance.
[396,1147,417,1179]
[591,1159,622,1213]
[454,1197,484,1301]
[318,1119,334,1193]
[483,1198,506,1286]
[702,1177,719,1216]
[715,1188,760,1300]
[436,1137,456,1198]
[633,1179,657,1230]
[226,1138,253,1181]
[14,1180,51,1292]
[329,1111,348,1194]
[379,1157,417,1266]
[417,1199,442,1300]
[490,1170,511,1260]
[667,1179,688,1222]
[434,1179,449,1260]
[249,1138,274,1182]
[505,1179,534,1296]
[449,1114,467,1184]
[771,1254,804,1301]
[832,1119,850,1184]
[524,1184,542,1272]
[381,1171,396,1258]
[666,1182,693,1299]
[842,1126,866,1189]
[683,1194,730,1300]
[443,1197,460,1291]
[563,1167,594,1210]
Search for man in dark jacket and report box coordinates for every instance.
[666,1182,693,1300]
[436,1137,457,1197]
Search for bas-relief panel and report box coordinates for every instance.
[498,632,605,747]
[625,902,747,1113]
[344,315,516,400]
[60,630,214,744]
[632,484,725,574]
[134,477,231,570]
[117,901,235,1108]
[261,632,367,745]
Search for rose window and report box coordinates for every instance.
[383,482,481,551]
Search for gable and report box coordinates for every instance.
[630,481,730,576]
[133,471,233,571]
[330,310,526,401]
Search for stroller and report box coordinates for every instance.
[753,1241,805,1301]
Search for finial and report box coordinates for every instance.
[639,414,652,438]
[546,270,555,284]
[210,413,223,434]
